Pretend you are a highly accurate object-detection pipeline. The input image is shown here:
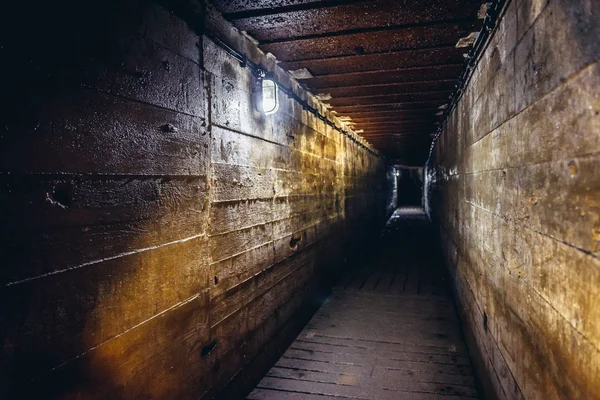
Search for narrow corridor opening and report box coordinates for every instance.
[249,208,480,399]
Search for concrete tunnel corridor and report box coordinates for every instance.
[1,0,599,399]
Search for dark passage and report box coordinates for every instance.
[396,170,423,207]
[249,208,479,399]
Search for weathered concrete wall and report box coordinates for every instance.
[201,3,388,397]
[429,0,600,399]
[0,0,387,398]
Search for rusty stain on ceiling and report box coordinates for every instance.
[211,0,485,165]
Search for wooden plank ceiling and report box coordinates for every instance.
[211,0,484,165]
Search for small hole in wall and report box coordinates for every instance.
[354,46,365,55]
[483,312,488,333]
[568,160,578,177]
[46,182,72,209]
[160,123,178,133]
[289,234,302,249]
[201,340,218,357]
[213,276,219,285]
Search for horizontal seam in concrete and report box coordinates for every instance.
[211,123,346,163]
[463,200,600,352]
[208,211,316,237]
[465,60,600,149]
[82,84,205,120]
[462,198,599,260]
[207,242,273,269]
[208,226,321,266]
[463,45,516,115]
[209,218,319,240]
[142,32,202,67]
[211,196,278,203]
[513,0,552,46]
[211,193,340,205]
[0,172,208,179]
[275,226,320,245]
[211,161,329,175]
[210,259,313,329]
[454,150,600,176]
[34,293,202,380]
[4,233,206,287]
[211,123,288,147]
[210,193,323,203]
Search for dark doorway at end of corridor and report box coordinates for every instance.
[394,166,424,208]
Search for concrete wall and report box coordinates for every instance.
[0,0,388,398]
[429,0,600,399]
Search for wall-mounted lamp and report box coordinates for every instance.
[261,79,279,115]
[254,69,279,116]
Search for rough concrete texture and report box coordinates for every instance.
[0,0,388,398]
[429,0,600,399]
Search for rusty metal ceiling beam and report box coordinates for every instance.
[333,101,446,113]
[361,125,436,130]
[223,0,483,33]
[365,135,431,142]
[352,120,439,127]
[368,143,432,149]
[340,109,441,118]
[258,18,478,44]
[355,124,437,130]
[216,0,367,19]
[350,116,440,123]
[284,48,466,75]
[362,130,435,136]
[329,92,452,107]
[362,133,433,138]
[281,47,463,68]
[323,80,457,98]
[347,117,440,124]
[359,126,437,133]
[362,131,435,137]
[357,120,438,126]
[260,22,478,61]
[300,65,463,89]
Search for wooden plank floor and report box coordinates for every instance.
[247,208,479,400]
